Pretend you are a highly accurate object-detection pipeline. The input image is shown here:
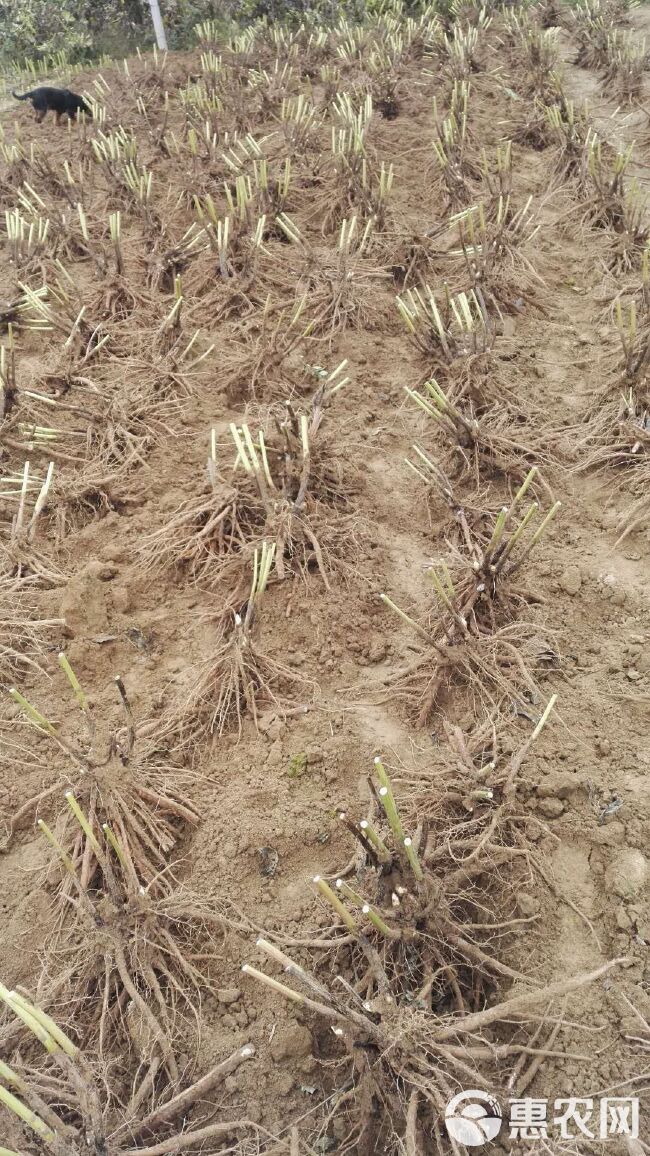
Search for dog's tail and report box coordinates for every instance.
[11,90,32,101]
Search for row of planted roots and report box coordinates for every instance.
[0,0,647,1152]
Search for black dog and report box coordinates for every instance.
[12,87,92,124]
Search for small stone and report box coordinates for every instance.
[596,738,611,756]
[102,542,126,563]
[525,820,543,842]
[616,905,633,931]
[111,585,131,614]
[270,1023,312,1062]
[368,639,388,663]
[217,988,241,1006]
[258,712,279,735]
[537,774,580,800]
[559,565,582,596]
[634,915,650,942]
[221,1013,238,1029]
[605,849,648,900]
[516,892,539,918]
[537,797,564,819]
[266,741,283,768]
[60,564,110,638]
[611,589,627,607]
[275,1072,295,1095]
[626,669,642,682]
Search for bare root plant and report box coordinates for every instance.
[0,580,62,685]
[431,81,480,210]
[222,292,311,400]
[396,283,494,366]
[452,195,546,311]
[509,18,562,102]
[0,980,267,1154]
[569,0,612,69]
[404,379,552,489]
[587,388,650,543]
[544,98,590,186]
[0,450,66,586]
[0,444,64,670]
[321,93,394,230]
[140,365,358,591]
[289,215,391,336]
[243,754,626,1155]
[583,135,649,272]
[601,28,647,103]
[138,428,264,591]
[575,299,650,541]
[5,659,199,893]
[3,280,211,527]
[367,42,401,120]
[378,473,560,726]
[36,829,233,1085]
[442,19,489,81]
[176,543,312,742]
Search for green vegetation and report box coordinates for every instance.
[0,0,376,71]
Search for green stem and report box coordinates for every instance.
[0,985,57,1054]
[8,688,56,737]
[313,876,357,932]
[494,502,538,570]
[358,820,392,865]
[102,823,129,869]
[58,651,88,713]
[380,594,429,642]
[374,758,405,844]
[9,992,77,1057]
[335,879,367,909]
[531,694,557,741]
[0,1084,55,1143]
[37,818,77,877]
[64,792,102,857]
[403,836,424,882]
[362,904,396,937]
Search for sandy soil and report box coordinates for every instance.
[0,3,650,1154]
